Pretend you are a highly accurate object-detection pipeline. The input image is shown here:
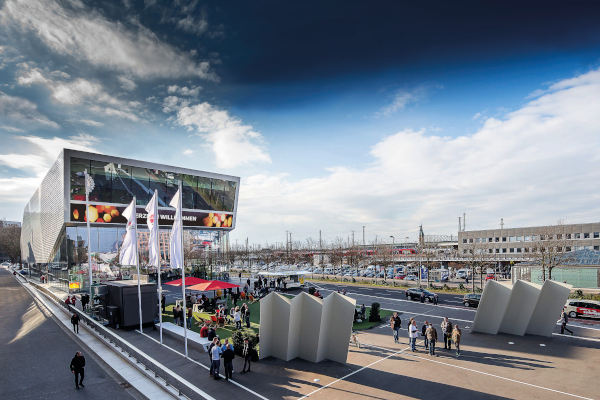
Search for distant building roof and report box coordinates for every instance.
[522,249,600,267]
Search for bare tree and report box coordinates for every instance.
[530,221,576,282]
[463,238,492,292]
[0,226,21,264]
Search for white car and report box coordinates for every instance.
[564,299,600,319]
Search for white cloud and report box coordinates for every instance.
[118,76,137,91]
[17,66,143,121]
[175,102,272,169]
[0,133,100,207]
[76,119,104,127]
[0,93,59,129]
[182,149,195,156]
[1,126,25,132]
[167,85,202,97]
[1,0,218,81]
[233,68,600,242]
[472,112,481,120]
[377,86,428,117]
[176,15,208,36]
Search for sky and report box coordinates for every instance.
[1,0,600,246]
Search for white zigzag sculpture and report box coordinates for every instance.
[259,291,356,363]
[471,279,572,337]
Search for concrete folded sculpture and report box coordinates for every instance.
[471,279,571,337]
[259,292,356,364]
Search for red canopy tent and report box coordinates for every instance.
[165,277,209,287]
[186,280,240,292]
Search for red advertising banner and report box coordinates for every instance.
[70,203,233,228]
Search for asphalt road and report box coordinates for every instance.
[0,269,140,400]
[303,280,600,340]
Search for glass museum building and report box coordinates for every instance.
[20,149,239,293]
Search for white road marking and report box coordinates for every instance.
[298,342,417,399]
[138,331,269,400]
[397,347,593,400]
[552,333,600,342]
[307,282,476,312]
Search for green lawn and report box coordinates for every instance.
[352,307,394,331]
[161,294,383,340]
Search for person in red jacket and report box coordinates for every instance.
[199,323,209,338]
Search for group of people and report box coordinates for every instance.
[172,305,193,329]
[208,336,255,381]
[391,313,462,357]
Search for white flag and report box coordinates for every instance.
[145,192,160,267]
[119,199,138,266]
[169,188,183,269]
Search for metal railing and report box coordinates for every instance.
[28,280,211,400]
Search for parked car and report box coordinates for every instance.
[394,274,406,280]
[563,299,600,319]
[485,274,497,281]
[405,288,437,302]
[405,275,418,281]
[463,293,482,307]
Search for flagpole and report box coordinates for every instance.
[179,181,188,357]
[84,169,94,306]
[134,196,143,334]
[155,190,163,345]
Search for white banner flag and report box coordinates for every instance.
[145,192,160,267]
[119,199,138,266]
[169,188,183,269]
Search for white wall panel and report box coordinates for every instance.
[499,281,541,336]
[526,280,572,337]
[471,281,513,335]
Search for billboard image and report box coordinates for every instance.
[70,203,234,228]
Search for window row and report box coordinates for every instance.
[463,246,600,254]
[70,158,236,212]
[462,232,600,244]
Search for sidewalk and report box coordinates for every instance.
[5,268,177,400]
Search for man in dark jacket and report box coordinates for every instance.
[207,327,217,342]
[70,351,85,389]
[81,294,89,311]
[222,344,235,381]
[421,320,429,349]
[245,307,251,328]
[441,317,453,350]
[71,313,80,333]
[241,337,254,373]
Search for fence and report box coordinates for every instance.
[27,280,212,400]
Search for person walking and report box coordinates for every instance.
[420,292,425,303]
[421,320,429,349]
[222,344,235,381]
[390,312,401,344]
[241,337,254,373]
[71,313,80,334]
[407,317,415,345]
[161,294,166,313]
[234,307,242,329]
[433,294,439,305]
[441,317,453,350]
[173,305,180,326]
[187,306,193,329]
[426,323,438,356]
[245,305,251,328]
[560,311,574,335]
[210,338,222,380]
[70,351,85,389]
[239,272,242,282]
[81,294,89,311]
[409,320,418,351]
[452,325,462,357]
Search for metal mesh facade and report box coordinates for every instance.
[21,152,65,264]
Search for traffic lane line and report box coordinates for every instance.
[307,282,475,312]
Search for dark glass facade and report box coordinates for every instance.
[70,157,236,212]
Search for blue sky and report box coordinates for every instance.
[1,0,600,245]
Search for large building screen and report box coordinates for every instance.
[70,203,233,228]
[69,157,236,212]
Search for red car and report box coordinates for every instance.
[485,274,497,281]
